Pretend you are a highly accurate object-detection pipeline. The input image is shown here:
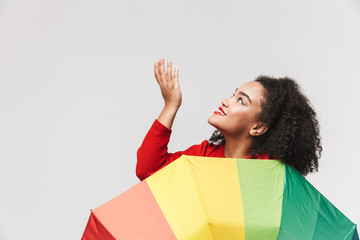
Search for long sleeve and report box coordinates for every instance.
[136,119,185,181]
[136,120,227,181]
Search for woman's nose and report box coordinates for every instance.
[222,98,228,107]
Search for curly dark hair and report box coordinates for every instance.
[209,75,322,176]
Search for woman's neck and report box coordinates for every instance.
[223,135,253,159]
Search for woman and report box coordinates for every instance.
[136,58,322,181]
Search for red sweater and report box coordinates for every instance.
[136,119,270,181]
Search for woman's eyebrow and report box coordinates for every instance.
[235,88,252,104]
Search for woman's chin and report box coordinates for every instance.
[208,115,218,128]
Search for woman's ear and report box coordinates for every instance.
[249,122,268,136]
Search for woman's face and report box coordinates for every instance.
[208,81,266,138]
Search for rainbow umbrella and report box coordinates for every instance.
[82,155,358,240]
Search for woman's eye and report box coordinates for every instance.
[238,98,244,104]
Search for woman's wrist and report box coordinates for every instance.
[163,103,180,113]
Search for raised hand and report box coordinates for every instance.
[154,58,182,130]
[154,58,182,110]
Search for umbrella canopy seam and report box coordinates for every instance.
[184,156,215,240]
[343,225,358,240]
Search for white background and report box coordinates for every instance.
[0,0,359,239]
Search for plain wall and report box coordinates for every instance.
[0,0,359,239]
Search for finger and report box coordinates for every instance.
[159,58,165,77]
[173,66,179,86]
[154,61,160,83]
[166,60,172,79]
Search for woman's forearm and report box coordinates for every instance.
[157,104,180,130]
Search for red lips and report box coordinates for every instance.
[213,107,226,116]
[219,107,226,116]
